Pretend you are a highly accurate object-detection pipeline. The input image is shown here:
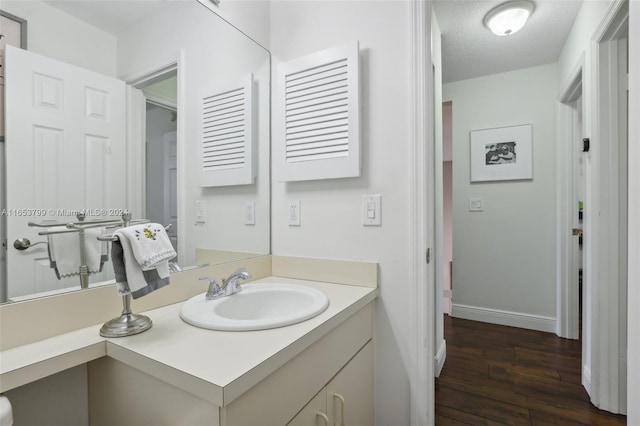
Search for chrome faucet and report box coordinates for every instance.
[222,268,251,296]
[199,276,223,300]
[199,268,250,300]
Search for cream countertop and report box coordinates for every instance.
[0,277,377,407]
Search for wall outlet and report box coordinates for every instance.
[288,200,301,226]
[245,201,256,225]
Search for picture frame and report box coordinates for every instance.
[469,124,533,182]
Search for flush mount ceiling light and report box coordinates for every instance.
[484,1,535,36]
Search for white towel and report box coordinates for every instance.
[115,224,176,271]
[48,227,107,279]
[112,227,171,299]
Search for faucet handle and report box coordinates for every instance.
[199,276,222,300]
[223,268,251,286]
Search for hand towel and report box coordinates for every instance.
[47,227,108,279]
[112,229,170,299]
[115,224,176,271]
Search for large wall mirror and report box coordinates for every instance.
[0,0,270,303]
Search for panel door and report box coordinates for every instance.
[5,45,126,298]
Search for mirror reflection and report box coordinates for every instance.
[0,0,271,303]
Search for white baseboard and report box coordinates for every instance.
[451,303,556,333]
[434,339,447,377]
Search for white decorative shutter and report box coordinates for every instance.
[199,73,255,187]
[276,41,360,181]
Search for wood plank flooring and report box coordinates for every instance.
[435,316,627,425]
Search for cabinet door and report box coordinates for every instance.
[287,390,328,426]
[327,341,374,426]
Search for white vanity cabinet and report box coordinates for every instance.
[287,341,373,426]
[88,301,374,426]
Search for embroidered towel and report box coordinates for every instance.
[112,228,171,299]
[115,224,176,271]
[47,227,108,279]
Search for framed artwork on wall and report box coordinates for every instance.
[469,124,533,182]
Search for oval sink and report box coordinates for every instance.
[180,283,330,331]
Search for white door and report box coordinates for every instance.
[5,46,127,299]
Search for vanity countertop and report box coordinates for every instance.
[0,277,377,406]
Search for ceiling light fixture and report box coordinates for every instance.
[484,1,535,36]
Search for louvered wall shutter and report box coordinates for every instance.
[276,41,360,181]
[199,73,255,187]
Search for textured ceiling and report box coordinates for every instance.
[433,0,583,83]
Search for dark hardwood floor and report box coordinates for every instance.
[435,315,627,425]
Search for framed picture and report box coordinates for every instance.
[470,124,533,182]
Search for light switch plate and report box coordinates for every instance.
[363,195,381,226]
[195,200,206,223]
[245,201,256,225]
[469,197,483,212]
[288,200,301,226]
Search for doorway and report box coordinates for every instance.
[441,101,452,315]
[133,69,179,263]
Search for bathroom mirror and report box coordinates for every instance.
[0,0,270,302]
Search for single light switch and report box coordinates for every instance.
[245,201,256,225]
[195,200,206,223]
[363,195,381,226]
[469,197,483,212]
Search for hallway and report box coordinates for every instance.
[435,316,627,425]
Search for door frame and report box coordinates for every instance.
[588,0,628,413]
[626,1,639,422]
[125,54,187,265]
[556,55,585,341]
[409,0,434,424]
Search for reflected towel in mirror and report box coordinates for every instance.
[47,227,108,279]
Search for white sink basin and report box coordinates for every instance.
[180,283,330,331]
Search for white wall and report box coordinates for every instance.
[269,2,413,424]
[210,0,270,49]
[444,63,558,331]
[117,1,271,266]
[0,0,116,76]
